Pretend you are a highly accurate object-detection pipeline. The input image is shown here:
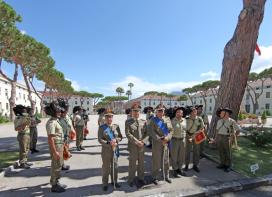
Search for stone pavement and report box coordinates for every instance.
[0,115,268,197]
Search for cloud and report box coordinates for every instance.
[200,71,219,80]
[110,76,200,97]
[20,30,26,35]
[66,78,80,91]
[251,45,272,73]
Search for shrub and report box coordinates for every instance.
[248,129,272,147]
[0,114,9,124]
[265,110,271,116]
[238,112,247,120]
[261,111,267,120]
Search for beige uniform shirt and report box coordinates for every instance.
[216,118,240,135]
[46,118,64,144]
[73,114,85,126]
[171,117,186,139]
[125,118,147,145]
[149,116,173,141]
[98,124,123,148]
[186,116,204,136]
[14,116,30,134]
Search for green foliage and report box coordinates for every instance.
[238,112,247,120]
[261,111,267,120]
[248,129,272,147]
[0,113,9,124]
[204,136,272,177]
[0,151,19,172]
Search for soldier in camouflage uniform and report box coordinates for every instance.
[171,107,187,177]
[185,106,204,173]
[73,106,85,151]
[98,109,123,191]
[215,107,240,172]
[125,103,147,187]
[58,98,72,171]
[13,105,31,169]
[26,107,41,154]
[45,101,66,193]
[149,104,173,184]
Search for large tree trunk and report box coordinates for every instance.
[21,66,35,111]
[209,0,266,138]
[8,64,19,121]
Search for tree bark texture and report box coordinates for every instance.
[209,0,266,138]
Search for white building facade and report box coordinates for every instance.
[0,75,42,116]
[130,78,272,115]
[41,92,94,115]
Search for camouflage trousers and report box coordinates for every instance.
[30,127,38,150]
[185,137,200,166]
[75,126,84,147]
[17,133,30,165]
[217,134,232,167]
[171,137,186,170]
[49,144,63,186]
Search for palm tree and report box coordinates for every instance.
[126,90,132,100]
[128,82,134,99]
[115,87,124,113]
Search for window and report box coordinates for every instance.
[256,87,260,90]
[246,95,250,100]
[200,100,202,104]
[175,102,177,105]
[210,98,212,103]
[266,85,271,89]
[6,103,8,110]
[153,102,155,105]
[19,93,21,99]
[75,101,78,105]
[209,107,212,111]
[87,101,89,105]
[5,89,8,97]
[87,107,89,111]
[266,92,270,98]
[265,103,270,110]
[144,102,146,106]
[193,101,196,104]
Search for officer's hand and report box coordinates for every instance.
[110,141,117,147]
[162,138,168,145]
[53,152,60,160]
[136,141,144,147]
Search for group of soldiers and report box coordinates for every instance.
[13,99,240,193]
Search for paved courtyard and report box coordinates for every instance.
[0,115,257,197]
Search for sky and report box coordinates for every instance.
[2,0,272,98]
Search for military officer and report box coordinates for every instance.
[125,103,147,187]
[171,107,187,177]
[26,107,41,154]
[98,109,123,191]
[149,104,173,184]
[185,106,204,172]
[73,106,85,151]
[13,105,31,169]
[45,101,66,193]
[196,105,209,158]
[215,107,240,172]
